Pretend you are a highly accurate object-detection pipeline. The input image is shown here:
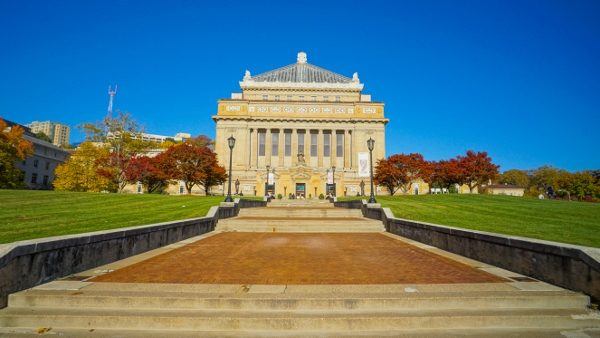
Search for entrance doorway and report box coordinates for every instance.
[295,183,306,198]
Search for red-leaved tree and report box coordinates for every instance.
[457,150,499,193]
[160,142,226,194]
[422,159,464,192]
[374,153,428,195]
[123,155,169,193]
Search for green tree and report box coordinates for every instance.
[34,131,53,143]
[0,119,33,188]
[81,112,156,192]
[498,169,530,188]
[530,166,564,196]
[53,142,115,192]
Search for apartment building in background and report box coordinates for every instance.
[27,121,71,147]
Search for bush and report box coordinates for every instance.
[277,193,283,199]
[318,193,325,200]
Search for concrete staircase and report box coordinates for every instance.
[216,200,384,233]
[0,283,598,336]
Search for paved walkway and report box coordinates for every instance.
[92,232,505,284]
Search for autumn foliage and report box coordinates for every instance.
[374,150,499,194]
[0,118,34,188]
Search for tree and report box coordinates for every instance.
[123,155,169,193]
[0,119,34,189]
[457,150,499,193]
[81,112,155,192]
[498,169,530,188]
[374,153,428,195]
[422,159,463,193]
[530,166,564,196]
[54,142,115,192]
[34,131,52,143]
[160,142,226,194]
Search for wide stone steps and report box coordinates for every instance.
[0,306,597,332]
[240,208,363,218]
[1,287,597,335]
[7,289,590,311]
[215,219,384,232]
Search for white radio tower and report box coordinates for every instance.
[107,85,118,115]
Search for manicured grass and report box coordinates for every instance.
[343,194,600,247]
[0,190,225,244]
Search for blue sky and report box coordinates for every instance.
[1,0,599,171]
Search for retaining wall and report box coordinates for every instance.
[0,198,267,308]
[336,199,600,302]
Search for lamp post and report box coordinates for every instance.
[331,166,336,197]
[367,137,377,203]
[224,135,236,202]
[265,165,270,197]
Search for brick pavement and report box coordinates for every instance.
[93,233,505,284]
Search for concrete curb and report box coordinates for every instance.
[0,198,267,308]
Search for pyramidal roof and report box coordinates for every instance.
[240,52,363,90]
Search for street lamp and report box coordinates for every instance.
[367,137,377,203]
[224,135,236,202]
[331,166,336,197]
[265,165,270,197]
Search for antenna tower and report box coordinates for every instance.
[107,85,118,115]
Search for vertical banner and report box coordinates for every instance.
[267,172,275,185]
[327,170,334,184]
[358,152,370,177]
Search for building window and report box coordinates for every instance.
[258,131,266,156]
[45,162,50,170]
[33,159,39,168]
[284,131,291,156]
[43,175,49,186]
[324,96,329,101]
[179,183,185,194]
[271,131,279,155]
[262,95,268,100]
[310,132,318,156]
[299,96,304,101]
[287,95,292,101]
[335,96,341,102]
[336,133,344,157]
[297,132,305,155]
[137,182,143,194]
[31,173,38,184]
[323,133,331,157]
[275,95,280,101]
[311,96,316,102]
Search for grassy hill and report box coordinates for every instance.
[0,190,223,244]
[358,195,600,248]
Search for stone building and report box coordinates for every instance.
[213,52,387,197]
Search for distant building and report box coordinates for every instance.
[140,132,191,143]
[3,120,70,189]
[27,121,70,147]
[486,184,525,197]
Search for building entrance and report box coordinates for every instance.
[295,183,306,198]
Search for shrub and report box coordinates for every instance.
[318,193,325,199]
[277,193,283,199]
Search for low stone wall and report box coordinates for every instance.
[0,198,264,308]
[346,200,600,302]
[333,200,363,209]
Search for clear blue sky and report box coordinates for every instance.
[1,0,599,171]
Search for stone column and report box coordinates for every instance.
[331,129,337,165]
[278,129,284,164]
[265,128,272,167]
[344,129,350,169]
[291,129,298,166]
[317,129,323,169]
[248,128,254,168]
[304,129,310,161]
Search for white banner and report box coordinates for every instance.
[358,152,370,177]
[327,170,334,184]
[267,172,275,185]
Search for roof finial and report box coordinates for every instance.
[243,70,251,80]
[297,51,307,64]
[352,72,359,83]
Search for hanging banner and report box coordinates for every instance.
[267,172,275,185]
[327,170,334,184]
[358,152,370,177]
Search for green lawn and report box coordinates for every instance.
[345,194,600,247]
[0,190,224,244]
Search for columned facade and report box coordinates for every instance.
[213,52,387,198]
